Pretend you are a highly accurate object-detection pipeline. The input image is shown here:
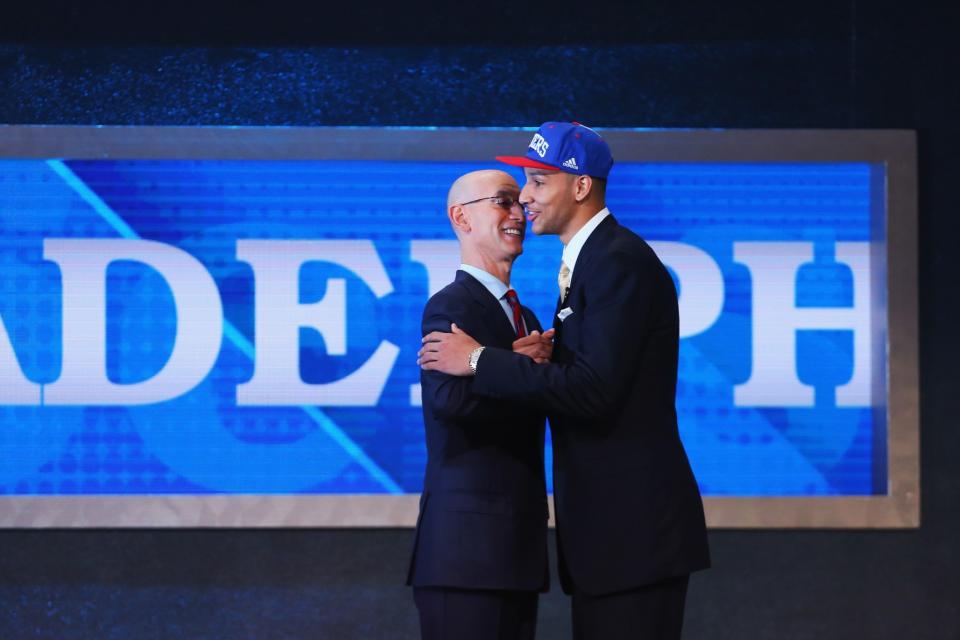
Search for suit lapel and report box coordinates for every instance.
[553,296,564,334]
[521,306,542,335]
[455,270,519,346]
[567,214,616,296]
[553,214,618,336]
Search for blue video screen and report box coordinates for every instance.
[0,157,886,498]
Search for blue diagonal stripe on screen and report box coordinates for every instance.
[46,159,403,494]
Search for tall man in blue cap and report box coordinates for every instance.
[419,123,710,639]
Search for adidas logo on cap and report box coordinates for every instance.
[562,157,579,170]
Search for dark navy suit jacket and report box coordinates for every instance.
[472,215,710,595]
[407,270,549,592]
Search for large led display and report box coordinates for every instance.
[0,127,918,527]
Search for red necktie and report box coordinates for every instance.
[504,289,527,339]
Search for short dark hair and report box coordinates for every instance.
[590,176,607,199]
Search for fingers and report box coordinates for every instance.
[512,335,540,349]
[421,331,446,344]
[451,322,463,334]
[512,329,555,351]
[515,344,552,361]
[416,351,438,365]
[417,341,442,359]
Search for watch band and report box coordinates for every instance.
[468,346,486,375]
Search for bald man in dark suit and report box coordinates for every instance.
[408,169,555,640]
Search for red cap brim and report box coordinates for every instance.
[495,155,563,172]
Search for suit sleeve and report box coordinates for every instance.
[420,296,515,424]
[472,250,669,420]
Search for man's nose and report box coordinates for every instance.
[519,184,533,205]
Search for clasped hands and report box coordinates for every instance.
[418,324,555,376]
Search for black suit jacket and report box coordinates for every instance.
[473,214,710,595]
[407,270,549,592]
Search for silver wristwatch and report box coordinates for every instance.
[468,346,486,375]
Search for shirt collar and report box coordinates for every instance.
[562,207,610,274]
[459,263,511,301]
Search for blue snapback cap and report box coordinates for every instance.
[496,121,614,179]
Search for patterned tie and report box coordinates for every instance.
[504,289,527,339]
[558,260,571,303]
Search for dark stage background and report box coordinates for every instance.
[1,2,958,638]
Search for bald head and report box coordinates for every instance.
[447,169,517,209]
[444,169,525,283]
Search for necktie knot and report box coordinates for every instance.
[504,289,527,338]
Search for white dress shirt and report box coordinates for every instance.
[561,207,611,281]
[459,263,526,335]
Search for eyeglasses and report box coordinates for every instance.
[457,195,524,211]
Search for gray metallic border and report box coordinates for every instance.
[0,126,919,528]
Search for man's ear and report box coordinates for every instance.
[574,175,593,203]
[448,204,470,232]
